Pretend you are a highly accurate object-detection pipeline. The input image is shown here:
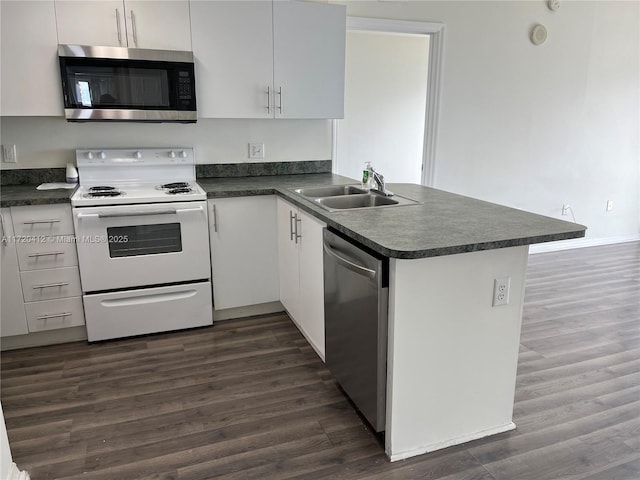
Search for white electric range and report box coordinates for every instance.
[71,148,213,341]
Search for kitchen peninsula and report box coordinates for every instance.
[201,174,586,461]
[1,172,585,461]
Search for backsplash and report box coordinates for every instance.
[1,161,332,186]
[196,161,331,178]
[0,168,66,186]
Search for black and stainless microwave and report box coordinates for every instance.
[58,44,197,123]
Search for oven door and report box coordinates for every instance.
[73,201,209,292]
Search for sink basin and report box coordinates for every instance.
[292,185,367,198]
[315,193,419,212]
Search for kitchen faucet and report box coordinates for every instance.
[370,167,393,197]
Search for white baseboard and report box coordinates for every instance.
[387,422,516,462]
[529,234,640,254]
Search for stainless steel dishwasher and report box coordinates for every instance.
[323,228,388,432]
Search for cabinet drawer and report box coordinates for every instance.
[25,296,85,333]
[11,204,74,236]
[16,236,78,270]
[21,267,82,302]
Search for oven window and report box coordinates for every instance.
[107,223,182,258]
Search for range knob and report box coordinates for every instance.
[135,151,143,159]
[99,151,107,160]
[86,151,94,160]
[180,150,187,158]
[169,150,177,159]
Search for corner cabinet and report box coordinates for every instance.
[0,0,63,116]
[191,0,345,119]
[55,0,192,51]
[208,196,280,311]
[277,198,326,359]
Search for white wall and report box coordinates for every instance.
[335,0,639,243]
[0,117,332,168]
[336,31,429,183]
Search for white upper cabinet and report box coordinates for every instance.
[272,0,346,119]
[55,0,191,50]
[191,1,273,118]
[0,0,63,116]
[192,0,345,119]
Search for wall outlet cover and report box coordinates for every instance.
[249,143,265,160]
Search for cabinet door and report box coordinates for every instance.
[277,198,299,319]
[56,0,127,47]
[297,210,326,357]
[191,1,273,118]
[1,0,63,116]
[1,209,28,337]
[124,0,191,51]
[209,196,279,310]
[273,1,346,119]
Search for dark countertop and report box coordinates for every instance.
[1,174,586,259]
[200,174,586,259]
[0,184,76,207]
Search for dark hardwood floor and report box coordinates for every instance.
[1,241,638,480]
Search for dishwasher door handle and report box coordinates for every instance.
[323,242,377,278]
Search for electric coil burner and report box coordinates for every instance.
[71,148,213,342]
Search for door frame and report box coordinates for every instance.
[333,17,445,187]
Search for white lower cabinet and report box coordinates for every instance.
[1,204,85,341]
[1,208,29,337]
[276,198,326,359]
[208,196,279,310]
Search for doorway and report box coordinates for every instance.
[333,18,444,186]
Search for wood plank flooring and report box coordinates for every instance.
[2,241,639,480]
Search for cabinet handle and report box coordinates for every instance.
[33,282,69,290]
[37,312,71,321]
[212,204,218,233]
[266,86,271,114]
[277,86,283,114]
[0,213,6,246]
[22,219,61,225]
[116,8,123,45]
[130,10,138,47]
[28,251,64,258]
[294,215,302,244]
[289,211,295,241]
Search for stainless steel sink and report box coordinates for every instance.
[292,185,367,198]
[315,193,419,212]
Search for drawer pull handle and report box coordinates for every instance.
[23,219,61,225]
[37,312,71,321]
[33,282,69,290]
[28,251,64,258]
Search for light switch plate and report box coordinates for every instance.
[249,143,265,160]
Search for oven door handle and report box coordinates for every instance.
[78,206,204,219]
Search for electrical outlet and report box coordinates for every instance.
[248,143,264,160]
[493,277,511,307]
[606,200,613,212]
[2,144,17,163]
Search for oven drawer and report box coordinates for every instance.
[21,267,82,302]
[83,281,213,341]
[11,204,74,237]
[25,296,85,333]
[16,236,79,270]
